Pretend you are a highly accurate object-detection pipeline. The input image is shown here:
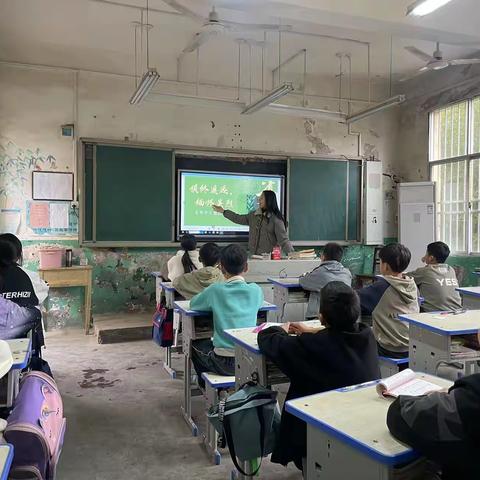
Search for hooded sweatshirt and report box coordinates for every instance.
[408,264,462,312]
[172,266,224,299]
[258,323,380,467]
[167,250,202,282]
[299,260,352,318]
[358,275,419,353]
[387,373,480,479]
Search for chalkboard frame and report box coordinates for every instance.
[79,139,364,247]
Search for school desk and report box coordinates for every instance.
[0,338,32,408]
[0,445,13,480]
[158,281,183,379]
[224,320,322,478]
[474,271,480,285]
[268,277,309,322]
[174,300,277,436]
[286,373,452,480]
[399,310,480,377]
[224,320,322,388]
[39,266,93,334]
[457,286,480,309]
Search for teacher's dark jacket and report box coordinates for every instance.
[223,208,294,255]
[257,323,380,467]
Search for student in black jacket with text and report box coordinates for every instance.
[258,281,380,470]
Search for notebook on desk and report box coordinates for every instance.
[376,369,443,398]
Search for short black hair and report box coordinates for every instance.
[0,239,17,269]
[379,243,411,273]
[199,242,220,267]
[427,241,450,263]
[220,244,247,276]
[323,243,344,262]
[0,233,22,264]
[320,281,360,330]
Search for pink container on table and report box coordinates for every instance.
[38,248,65,269]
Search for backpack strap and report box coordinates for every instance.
[222,405,266,477]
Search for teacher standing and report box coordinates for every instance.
[212,190,294,255]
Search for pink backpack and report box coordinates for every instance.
[5,371,66,480]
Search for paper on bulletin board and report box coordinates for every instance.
[49,203,69,229]
[0,208,21,234]
[29,203,50,228]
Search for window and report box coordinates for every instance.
[430,97,480,254]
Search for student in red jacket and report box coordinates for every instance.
[258,281,380,470]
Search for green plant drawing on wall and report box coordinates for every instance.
[0,137,57,204]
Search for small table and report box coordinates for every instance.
[399,310,480,377]
[286,374,452,480]
[457,286,480,309]
[0,445,14,480]
[174,300,277,437]
[0,339,32,408]
[268,277,308,322]
[39,266,93,334]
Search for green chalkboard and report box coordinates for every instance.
[289,158,361,241]
[83,145,173,243]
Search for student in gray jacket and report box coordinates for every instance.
[299,243,352,319]
[408,241,462,312]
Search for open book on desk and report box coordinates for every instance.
[376,369,443,398]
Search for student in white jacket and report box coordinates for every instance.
[167,234,202,282]
[0,233,49,306]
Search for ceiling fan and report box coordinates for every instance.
[401,41,480,81]
[162,1,290,53]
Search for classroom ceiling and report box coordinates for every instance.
[0,0,479,94]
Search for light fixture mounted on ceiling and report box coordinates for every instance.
[406,0,453,16]
[345,95,406,124]
[129,0,160,105]
[242,83,294,114]
[266,104,346,123]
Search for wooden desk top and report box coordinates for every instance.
[39,265,92,272]
[174,300,277,317]
[268,277,301,288]
[7,338,31,370]
[457,286,480,297]
[286,373,452,466]
[0,445,13,480]
[224,320,323,354]
[399,310,480,335]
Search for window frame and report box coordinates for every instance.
[429,96,480,255]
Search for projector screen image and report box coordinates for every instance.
[178,170,284,238]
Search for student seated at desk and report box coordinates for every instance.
[387,372,480,480]
[299,242,352,319]
[358,243,419,359]
[167,234,202,282]
[0,234,49,307]
[172,242,223,299]
[0,239,44,356]
[258,282,380,471]
[408,241,462,313]
[190,244,263,389]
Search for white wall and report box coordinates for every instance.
[0,62,400,239]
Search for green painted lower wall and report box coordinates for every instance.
[22,240,376,329]
[447,256,480,287]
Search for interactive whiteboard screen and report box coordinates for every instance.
[32,171,74,201]
[178,170,284,239]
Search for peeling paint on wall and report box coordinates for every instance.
[304,120,333,155]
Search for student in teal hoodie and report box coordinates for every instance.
[190,244,264,388]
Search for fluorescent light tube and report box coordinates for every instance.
[406,0,452,16]
[267,104,347,122]
[146,92,245,111]
[129,68,160,105]
[242,83,294,114]
[346,95,406,124]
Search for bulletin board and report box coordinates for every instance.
[32,171,74,201]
